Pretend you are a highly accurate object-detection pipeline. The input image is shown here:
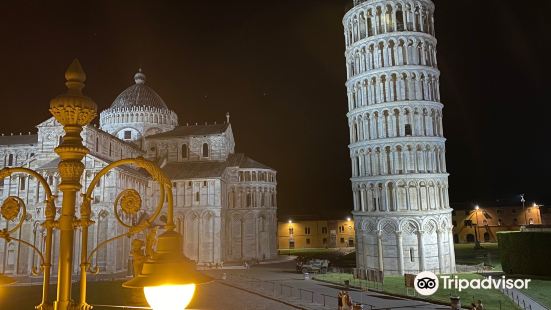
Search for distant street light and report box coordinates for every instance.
[521,194,527,225]
[473,205,482,249]
[346,217,351,222]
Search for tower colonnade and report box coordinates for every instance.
[344,0,455,275]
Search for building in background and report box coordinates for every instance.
[277,218,355,250]
[0,70,277,277]
[451,201,545,243]
[343,0,455,275]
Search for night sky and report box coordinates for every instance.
[0,0,548,219]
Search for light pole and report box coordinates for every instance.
[0,60,211,310]
[473,205,482,249]
[521,194,527,225]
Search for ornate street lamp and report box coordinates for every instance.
[0,60,210,310]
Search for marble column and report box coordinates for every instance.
[417,230,425,271]
[396,231,404,275]
[377,230,384,271]
[436,228,444,273]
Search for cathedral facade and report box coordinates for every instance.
[0,70,277,277]
[343,0,455,275]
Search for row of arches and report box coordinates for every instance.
[351,143,447,177]
[345,0,435,47]
[1,151,35,167]
[100,108,178,126]
[228,186,277,209]
[348,71,440,110]
[175,210,219,264]
[355,215,454,274]
[349,107,443,143]
[238,170,276,183]
[225,211,276,262]
[352,179,450,212]
[347,37,437,78]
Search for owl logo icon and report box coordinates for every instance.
[414,271,439,296]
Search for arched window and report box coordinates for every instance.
[246,193,252,207]
[202,143,209,157]
[405,124,412,136]
[181,144,188,159]
[20,176,26,190]
[95,137,99,152]
[8,154,14,166]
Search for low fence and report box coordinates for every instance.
[225,273,375,309]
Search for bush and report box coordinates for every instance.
[497,231,551,277]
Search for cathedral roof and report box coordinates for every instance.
[0,134,38,145]
[231,153,272,170]
[161,153,273,179]
[109,69,168,110]
[147,123,229,138]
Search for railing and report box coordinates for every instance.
[500,287,548,310]
[225,273,376,309]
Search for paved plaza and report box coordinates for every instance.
[203,261,449,310]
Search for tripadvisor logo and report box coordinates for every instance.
[414,271,531,296]
[414,271,439,296]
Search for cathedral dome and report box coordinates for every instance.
[99,69,178,143]
[110,69,168,110]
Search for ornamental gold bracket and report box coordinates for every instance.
[79,157,174,275]
[0,196,46,276]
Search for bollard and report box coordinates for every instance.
[450,296,461,310]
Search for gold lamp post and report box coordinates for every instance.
[0,60,210,310]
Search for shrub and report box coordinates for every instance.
[497,231,551,277]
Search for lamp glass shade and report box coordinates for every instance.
[123,230,212,309]
[144,284,195,310]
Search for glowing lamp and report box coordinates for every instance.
[346,217,351,222]
[0,274,16,286]
[475,205,480,210]
[123,230,212,309]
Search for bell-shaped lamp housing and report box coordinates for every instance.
[123,230,212,309]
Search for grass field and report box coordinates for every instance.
[280,243,503,269]
[520,279,551,308]
[454,243,502,270]
[315,272,518,310]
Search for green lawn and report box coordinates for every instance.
[454,243,502,270]
[0,281,148,309]
[278,248,340,255]
[315,272,518,310]
[520,279,551,308]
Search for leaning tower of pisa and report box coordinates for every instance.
[343,0,455,275]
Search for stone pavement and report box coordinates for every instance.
[187,280,298,310]
[206,261,449,310]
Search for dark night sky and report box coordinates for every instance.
[0,0,549,219]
